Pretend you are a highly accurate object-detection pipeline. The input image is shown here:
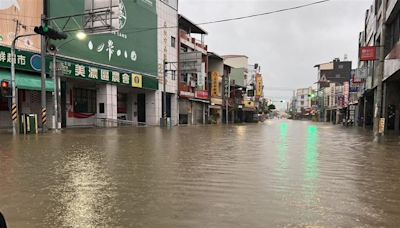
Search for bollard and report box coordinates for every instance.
[0,212,7,228]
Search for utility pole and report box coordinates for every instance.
[40,14,47,133]
[52,52,58,131]
[10,39,17,136]
[163,59,167,126]
[11,33,37,135]
[373,0,387,137]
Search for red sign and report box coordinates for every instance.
[360,46,377,61]
[195,90,209,99]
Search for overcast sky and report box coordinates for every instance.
[179,0,372,108]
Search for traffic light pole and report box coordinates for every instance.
[10,33,37,135]
[40,15,48,133]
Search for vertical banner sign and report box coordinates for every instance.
[132,73,142,88]
[344,81,349,107]
[197,62,205,90]
[211,72,220,98]
[223,74,230,106]
[379,118,385,133]
[224,75,230,98]
[256,74,263,98]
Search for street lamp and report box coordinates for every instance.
[76,31,87,40]
[49,37,79,130]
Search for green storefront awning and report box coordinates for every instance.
[0,70,54,92]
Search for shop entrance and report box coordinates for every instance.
[137,93,146,123]
[117,93,128,120]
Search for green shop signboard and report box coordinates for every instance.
[0,46,43,73]
[0,45,158,90]
[53,58,158,90]
[47,0,158,77]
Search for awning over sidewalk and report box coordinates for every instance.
[0,70,54,92]
[189,98,210,104]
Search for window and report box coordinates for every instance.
[74,88,96,113]
[336,74,341,78]
[171,36,176,48]
[386,12,400,55]
[301,101,304,106]
[338,64,343,69]
[301,95,304,99]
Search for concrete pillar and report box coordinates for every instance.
[145,90,161,126]
[363,96,367,128]
[203,103,206,124]
[170,94,178,126]
[383,83,388,132]
[127,93,138,123]
[96,84,117,127]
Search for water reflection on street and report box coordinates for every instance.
[1,120,400,227]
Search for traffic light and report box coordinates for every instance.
[34,26,68,40]
[1,80,11,97]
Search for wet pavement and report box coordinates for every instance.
[0,120,400,227]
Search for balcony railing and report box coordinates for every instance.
[180,31,208,51]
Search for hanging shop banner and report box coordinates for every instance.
[223,75,230,99]
[256,74,263,98]
[343,81,349,107]
[132,73,143,88]
[211,71,220,98]
[195,90,208,99]
[360,46,377,61]
[197,62,206,90]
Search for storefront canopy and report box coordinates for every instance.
[0,70,54,92]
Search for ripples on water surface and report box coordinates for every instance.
[0,120,400,227]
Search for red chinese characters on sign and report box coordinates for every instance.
[195,90,209,99]
[360,46,377,61]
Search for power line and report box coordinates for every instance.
[197,0,331,25]
[121,0,331,35]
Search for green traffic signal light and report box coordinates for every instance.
[34,26,67,40]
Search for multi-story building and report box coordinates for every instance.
[295,87,313,114]
[0,0,178,129]
[356,0,400,133]
[222,55,260,122]
[177,14,209,125]
[314,58,352,123]
[207,52,224,124]
[158,0,179,126]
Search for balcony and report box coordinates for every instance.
[180,31,208,54]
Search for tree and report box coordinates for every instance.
[268,104,276,110]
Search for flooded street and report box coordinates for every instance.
[1,120,400,227]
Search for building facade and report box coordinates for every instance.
[177,14,209,125]
[0,0,181,129]
[357,0,400,133]
[314,58,352,123]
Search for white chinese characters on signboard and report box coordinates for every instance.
[89,67,98,79]
[0,51,26,66]
[75,64,86,77]
[88,39,137,63]
[122,73,130,84]
[101,69,110,81]
[112,71,120,83]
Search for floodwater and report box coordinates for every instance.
[0,120,400,227]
